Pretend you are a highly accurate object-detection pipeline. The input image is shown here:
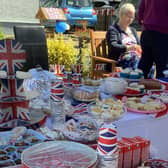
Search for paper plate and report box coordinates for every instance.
[21,141,98,168]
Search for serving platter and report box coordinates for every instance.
[125,97,167,114]
[21,141,98,168]
[127,102,167,114]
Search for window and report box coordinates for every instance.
[67,0,92,7]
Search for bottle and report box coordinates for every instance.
[51,100,65,129]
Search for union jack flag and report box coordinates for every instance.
[97,126,118,156]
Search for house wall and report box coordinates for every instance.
[0,0,40,35]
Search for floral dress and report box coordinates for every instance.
[118,29,141,69]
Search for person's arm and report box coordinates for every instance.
[138,0,145,25]
[106,26,127,56]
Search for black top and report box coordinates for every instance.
[106,23,140,61]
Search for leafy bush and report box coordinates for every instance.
[47,35,79,70]
[0,31,4,40]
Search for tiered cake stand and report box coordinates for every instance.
[0,39,46,130]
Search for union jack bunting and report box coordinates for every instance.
[97,126,118,156]
[0,97,30,125]
[0,39,26,74]
[51,80,64,102]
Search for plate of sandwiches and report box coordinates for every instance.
[125,96,167,114]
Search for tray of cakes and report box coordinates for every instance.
[88,98,126,123]
[62,115,99,142]
[125,96,167,114]
[21,141,98,168]
[0,127,46,167]
[72,86,99,102]
[119,68,144,82]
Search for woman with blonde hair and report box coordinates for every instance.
[106,3,141,70]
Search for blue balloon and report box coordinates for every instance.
[55,21,68,33]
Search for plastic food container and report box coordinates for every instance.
[21,141,98,168]
[63,115,99,142]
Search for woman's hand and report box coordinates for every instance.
[126,44,137,51]
[126,44,142,52]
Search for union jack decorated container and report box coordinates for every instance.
[51,80,64,102]
[63,71,72,88]
[97,124,119,168]
[72,73,81,87]
[97,124,118,156]
[0,39,26,98]
[0,96,30,127]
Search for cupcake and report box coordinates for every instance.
[0,155,15,167]
[0,149,7,156]
[4,146,16,154]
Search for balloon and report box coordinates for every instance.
[55,21,70,33]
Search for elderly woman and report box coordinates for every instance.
[106,3,141,70]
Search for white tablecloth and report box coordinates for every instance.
[114,112,168,160]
